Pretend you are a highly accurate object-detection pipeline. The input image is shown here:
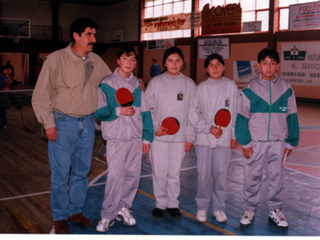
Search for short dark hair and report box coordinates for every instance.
[152,59,156,62]
[69,17,98,43]
[116,46,139,61]
[258,48,280,64]
[204,53,225,69]
[162,47,184,69]
[1,65,11,71]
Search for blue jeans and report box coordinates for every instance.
[48,110,95,221]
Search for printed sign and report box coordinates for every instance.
[142,12,201,33]
[198,38,229,59]
[281,42,320,86]
[233,61,260,82]
[148,39,175,50]
[201,3,242,35]
[289,2,320,30]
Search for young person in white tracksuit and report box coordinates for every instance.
[235,48,299,228]
[189,53,239,223]
[94,46,154,232]
[145,47,196,220]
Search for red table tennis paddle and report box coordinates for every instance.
[214,109,231,129]
[162,117,180,135]
[116,88,134,106]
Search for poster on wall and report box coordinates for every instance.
[142,12,201,33]
[148,39,175,50]
[198,38,229,59]
[289,2,320,30]
[233,61,260,82]
[281,42,320,86]
[201,3,242,35]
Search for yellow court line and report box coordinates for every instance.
[137,189,236,236]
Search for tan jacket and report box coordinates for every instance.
[32,43,111,129]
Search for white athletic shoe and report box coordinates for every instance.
[240,211,255,226]
[116,208,136,226]
[269,209,289,228]
[213,211,227,222]
[196,210,207,222]
[96,217,114,232]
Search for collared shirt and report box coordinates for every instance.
[70,43,89,61]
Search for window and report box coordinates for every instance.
[279,0,320,30]
[141,0,192,41]
[198,0,270,32]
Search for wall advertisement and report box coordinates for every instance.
[289,2,320,30]
[198,38,229,59]
[281,42,320,87]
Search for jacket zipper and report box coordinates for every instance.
[267,81,272,142]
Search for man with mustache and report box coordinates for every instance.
[32,17,112,234]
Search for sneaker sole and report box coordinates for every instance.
[196,217,207,223]
[240,216,255,227]
[268,217,289,228]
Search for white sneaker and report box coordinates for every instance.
[196,210,207,222]
[116,208,136,226]
[240,211,255,226]
[213,211,227,222]
[269,209,289,228]
[96,217,114,232]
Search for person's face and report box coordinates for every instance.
[257,56,280,80]
[74,27,97,54]
[117,52,137,78]
[164,53,183,76]
[3,68,11,76]
[206,59,225,81]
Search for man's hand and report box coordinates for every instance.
[185,142,193,152]
[143,144,150,154]
[139,78,146,92]
[121,106,135,116]
[210,126,222,139]
[155,126,167,136]
[46,127,57,142]
[230,139,238,149]
[242,147,253,159]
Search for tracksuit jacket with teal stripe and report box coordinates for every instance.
[94,68,154,144]
[235,73,299,149]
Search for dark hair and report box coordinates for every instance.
[204,53,225,69]
[152,59,156,62]
[116,46,139,61]
[1,65,11,71]
[258,48,280,64]
[69,17,98,43]
[162,47,184,70]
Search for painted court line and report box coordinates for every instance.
[0,191,51,202]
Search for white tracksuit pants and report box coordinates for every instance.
[195,146,231,211]
[100,138,142,220]
[149,140,185,210]
[242,141,286,212]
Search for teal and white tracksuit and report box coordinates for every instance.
[145,72,196,210]
[94,68,154,221]
[189,77,239,212]
[235,73,299,212]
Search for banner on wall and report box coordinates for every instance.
[281,42,320,86]
[233,61,260,82]
[201,3,242,35]
[147,39,175,50]
[289,2,320,30]
[198,38,229,59]
[142,12,201,33]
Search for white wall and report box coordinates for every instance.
[0,0,139,43]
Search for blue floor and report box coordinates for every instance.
[68,140,320,236]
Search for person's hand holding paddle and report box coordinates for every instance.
[185,142,193,152]
[210,126,222,139]
[155,126,168,136]
[121,106,135,116]
[46,127,57,142]
[143,144,150,154]
[281,148,292,167]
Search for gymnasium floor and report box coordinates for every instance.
[1,101,320,237]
